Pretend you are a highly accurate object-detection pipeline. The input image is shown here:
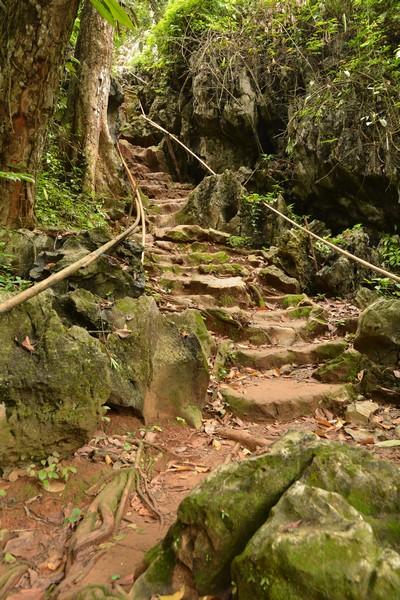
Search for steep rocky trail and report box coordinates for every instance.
[126,144,361,425]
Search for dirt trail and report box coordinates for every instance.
[1,145,400,599]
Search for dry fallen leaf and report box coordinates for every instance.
[7,590,44,600]
[114,327,133,339]
[21,336,35,353]
[45,480,65,493]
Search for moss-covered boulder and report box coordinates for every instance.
[177,170,244,231]
[232,482,400,600]
[135,432,400,599]
[0,291,111,465]
[132,432,320,596]
[314,349,370,383]
[104,298,210,427]
[354,298,400,365]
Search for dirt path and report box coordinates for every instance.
[1,145,400,599]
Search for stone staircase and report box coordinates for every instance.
[123,141,359,425]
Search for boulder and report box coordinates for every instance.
[177,170,244,231]
[0,291,111,465]
[233,482,400,600]
[134,433,400,599]
[314,349,370,383]
[259,265,300,294]
[354,298,400,365]
[131,432,320,597]
[103,298,210,427]
[31,227,145,300]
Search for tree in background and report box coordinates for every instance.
[0,0,80,227]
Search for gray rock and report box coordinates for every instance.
[233,482,400,600]
[354,298,400,365]
[177,170,244,231]
[259,264,300,294]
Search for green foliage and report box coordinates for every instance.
[379,235,400,271]
[227,235,250,248]
[368,235,400,297]
[89,0,136,29]
[0,242,30,292]
[36,147,107,231]
[0,170,34,183]
[27,454,78,491]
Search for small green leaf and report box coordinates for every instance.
[111,574,121,581]
[4,553,16,564]
[105,0,135,28]
[38,470,48,481]
[89,0,116,26]
[0,489,7,498]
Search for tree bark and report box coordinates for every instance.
[68,0,122,198]
[0,0,80,228]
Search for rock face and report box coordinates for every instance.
[177,170,244,231]
[354,298,400,365]
[233,482,400,600]
[0,291,111,464]
[0,291,210,464]
[132,432,400,599]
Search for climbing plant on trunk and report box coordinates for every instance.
[0,0,80,228]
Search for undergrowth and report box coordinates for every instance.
[0,242,30,292]
[36,142,108,231]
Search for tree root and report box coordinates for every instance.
[0,563,28,600]
[217,427,270,451]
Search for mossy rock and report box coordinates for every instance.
[314,349,370,383]
[260,265,300,294]
[233,482,400,600]
[0,291,111,465]
[301,443,400,550]
[354,298,400,365]
[187,251,230,265]
[140,432,320,595]
[104,298,210,426]
[281,294,309,308]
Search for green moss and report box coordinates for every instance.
[187,251,230,265]
[281,294,308,308]
[314,350,367,383]
[286,306,313,319]
[200,263,248,276]
[220,294,237,307]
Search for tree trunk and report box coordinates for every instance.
[0,0,80,228]
[68,0,122,198]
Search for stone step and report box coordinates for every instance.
[220,380,351,422]
[203,307,329,346]
[158,273,252,306]
[232,340,348,370]
[154,225,230,245]
[148,211,181,228]
[141,171,173,183]
[149,200,187,214]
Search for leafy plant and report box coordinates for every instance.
[64,507,82,525]
[0,242,30,292]
[27,454,77,490]
[0,170,35,183]
[90,0,136,29]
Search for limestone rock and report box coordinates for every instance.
[233,482,400,600]
[132,432,320,597]
[154,224,230,245]
[177,170,243,231]
[259,264,300,294]
[354,298,400,365]
[345,400,379,425]
[134,433,400,598]
[0,291,111,465]
[104,297,210,427]
[314,349,370,383]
